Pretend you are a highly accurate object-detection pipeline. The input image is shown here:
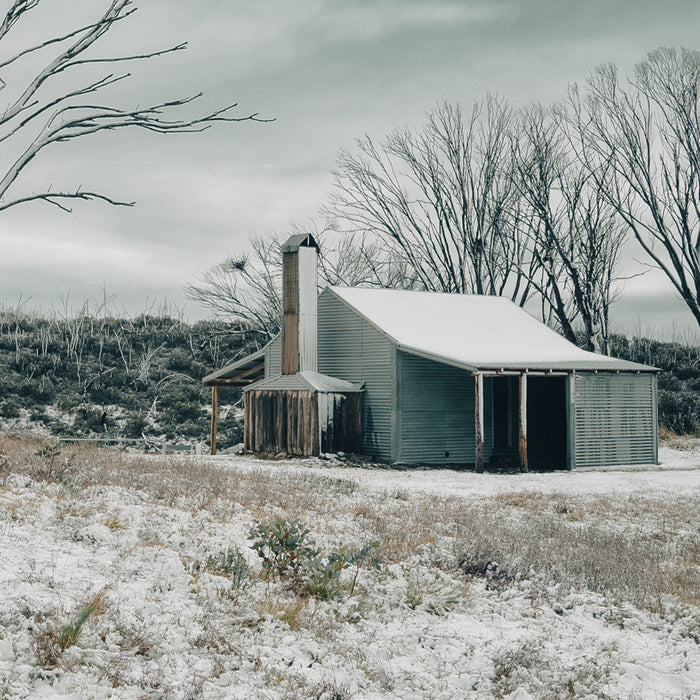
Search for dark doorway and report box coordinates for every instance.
[491,376,518,462]
[527,376,567,468]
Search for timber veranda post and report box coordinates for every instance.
[519,373,528,473]
[210,385,218,455]
[474,373,484,472]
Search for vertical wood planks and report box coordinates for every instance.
[475,373,484,472]
[519,373,528,473]
[210,385,218,455]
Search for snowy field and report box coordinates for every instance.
[1,435,699,699]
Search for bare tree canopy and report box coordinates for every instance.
[326,99,626,350]
[564,47,700,328]
[185,225,416,341]
[0,0,263,213]
[513,105,626,352]
[327,99,533,304]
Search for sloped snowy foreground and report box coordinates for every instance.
[0,437,699,699]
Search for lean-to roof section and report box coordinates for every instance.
[327,286,657,373]
[203,346,266,386]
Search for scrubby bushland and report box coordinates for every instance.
[608,334,700,435]
[0,304,697,443]
[0,306,260,447]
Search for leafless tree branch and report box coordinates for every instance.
[0,0,268,213]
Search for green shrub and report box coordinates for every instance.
[249,518,318,581]
[195,547,250,589]
[56,391,81,413]
[659,389,700,435]
[124,411,149,438]
[1,397,21,418]
[248,517,380,599]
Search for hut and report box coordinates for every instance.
[205,234,363,457]
[205,240,659,470]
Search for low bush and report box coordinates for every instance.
[248,517,379,599]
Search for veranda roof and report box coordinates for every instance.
[203,347,265,386]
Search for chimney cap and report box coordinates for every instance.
[281,233,319,253]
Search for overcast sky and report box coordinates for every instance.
[1,0,699,339]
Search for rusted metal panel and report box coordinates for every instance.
[282,251,299,375]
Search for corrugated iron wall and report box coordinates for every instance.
[264,335,282,378]
[317,291,394,459]
[397,353,493,464]
[573,372,657,468]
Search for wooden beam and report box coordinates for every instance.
[210,385,218,456]
[244,392,251,452]
[206,376,263,387]
[235,361,265,381]
[519,373,528,473]
[475,373,484,473]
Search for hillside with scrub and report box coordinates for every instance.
[0,307,698,447]
[0,306,260,451]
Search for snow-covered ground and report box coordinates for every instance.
[0,438,698,699]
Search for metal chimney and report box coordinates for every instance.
[281,233,318,374]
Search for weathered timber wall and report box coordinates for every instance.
[245,390,319,456]
[318,392,364,454]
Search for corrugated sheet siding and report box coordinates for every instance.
[318,291,394,459]
[398,353,493,464]
[574,373,656,467]
[264,334,282,378]
[297,246,318,372]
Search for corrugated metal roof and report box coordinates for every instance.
[203,346,265,385]
[244,370,364,393]
[327,287,657,373]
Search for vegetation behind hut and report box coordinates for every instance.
[0,305,261,449]
[0,306,697,445]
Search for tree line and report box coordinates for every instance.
[189,48,700,354]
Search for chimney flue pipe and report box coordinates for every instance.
[281,234,318,374]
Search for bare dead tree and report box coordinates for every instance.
[327,98,534,304]
[513,106,626,352]
[0,0,264,213]
[185,233,284,340]
[563,48,700,328]
[185,223,416,340]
